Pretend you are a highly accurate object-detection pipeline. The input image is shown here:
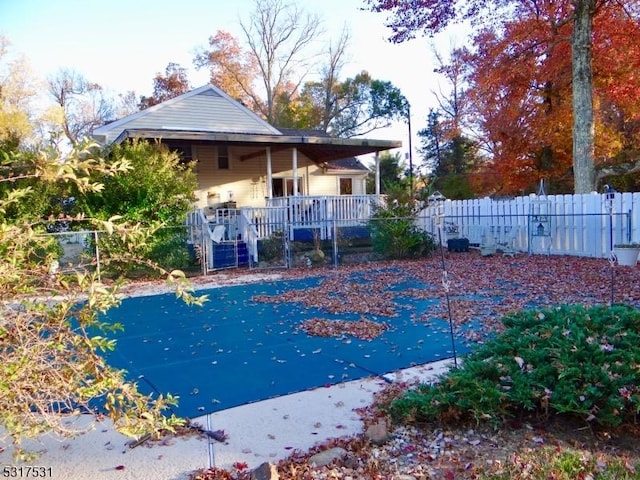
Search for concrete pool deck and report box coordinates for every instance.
[0,360,454,480]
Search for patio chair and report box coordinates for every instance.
[497,226,518,257]
[480,230,497,256]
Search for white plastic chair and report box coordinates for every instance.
[211,225,226,243]
[497,226,518,257]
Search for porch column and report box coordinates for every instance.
[292,147,299,196]
[266,147,273,199]
[375,151,381,195]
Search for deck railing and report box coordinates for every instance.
[187,194,385,269]
[243,195,385,240]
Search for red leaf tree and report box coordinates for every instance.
[365,0,640,194]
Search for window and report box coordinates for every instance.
[167,143,194,164]
[339,177,353,195]
[272,177,302,197]
[217,146,230,170]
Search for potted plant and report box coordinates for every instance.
[613,243,640,266]
[207,190,221,207]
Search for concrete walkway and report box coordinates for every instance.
[0,360,453,480]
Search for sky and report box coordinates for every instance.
[0,0,468,162]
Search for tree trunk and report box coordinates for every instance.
[571,0,596,193]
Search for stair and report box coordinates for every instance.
[212,241,249,269]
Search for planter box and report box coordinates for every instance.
[447,238,470,252]
[614,247,640,266]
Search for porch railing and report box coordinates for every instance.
[187,194,385,269]
[253,195,384,240]
[241,206,289,240]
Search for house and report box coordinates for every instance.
[93,84,402,269]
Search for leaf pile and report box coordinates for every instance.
[252,269,404,316]
[297,317,389,340]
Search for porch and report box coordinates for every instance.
[187,194,385,271]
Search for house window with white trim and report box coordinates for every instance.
[272,177,303,197]
[217,146,230,170]
[339,177,353,195]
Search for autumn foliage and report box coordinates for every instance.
[465,1,640,194]
[368,0,640,195]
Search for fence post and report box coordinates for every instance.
[284,216,291,269]
[94,230,101,283]
[332,218,338,267]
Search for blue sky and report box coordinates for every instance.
[1,0,466,154]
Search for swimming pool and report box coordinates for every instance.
[102,273,473,418]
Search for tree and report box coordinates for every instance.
[0,36,40,150]
[138,63,192,110]
[455,1,640,194]
[79,140,196,224]
[461,9,577,194]
[589,6,640,190]
[115,90,140,119]
[418,109,479,198]
[420,109,444,175]
[365,0,639,193]
[72,140,198,275]
[263,27,352,130]
[196,6,407,135]
[367,150,407,194]
[317,27,351,132]
[341,74,408,137]
[0,141,205,458]
[431,45,469,140]
[417,45,480,198]
[47,68,114,146]
[295,70,408,137]
[572,0,596,193]
[195,0,323,124]
[194,30,260,109]
[239,0,321,124]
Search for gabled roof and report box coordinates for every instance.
[92,84,401,163]
[93,84,281,144]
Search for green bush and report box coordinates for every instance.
[369,198,436,259]
[75,140,197,278]
[148,228,193,271]
[257,231,285,262]
[388,304,640,429]
[78,140,197,225]
[93,224,194,278]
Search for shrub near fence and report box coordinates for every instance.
[418,192,639,258]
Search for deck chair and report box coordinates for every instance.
[480,229,497,256]
[497,226,518,257]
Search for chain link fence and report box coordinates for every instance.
[46,224,199,280]
[46,216,438,278]
[47,207,622,279]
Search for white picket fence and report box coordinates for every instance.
[418,192,640,258]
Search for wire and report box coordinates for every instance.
[437,226,458,368]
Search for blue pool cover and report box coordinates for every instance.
[101,274,473,418]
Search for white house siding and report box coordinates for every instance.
[193,145,352,208]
